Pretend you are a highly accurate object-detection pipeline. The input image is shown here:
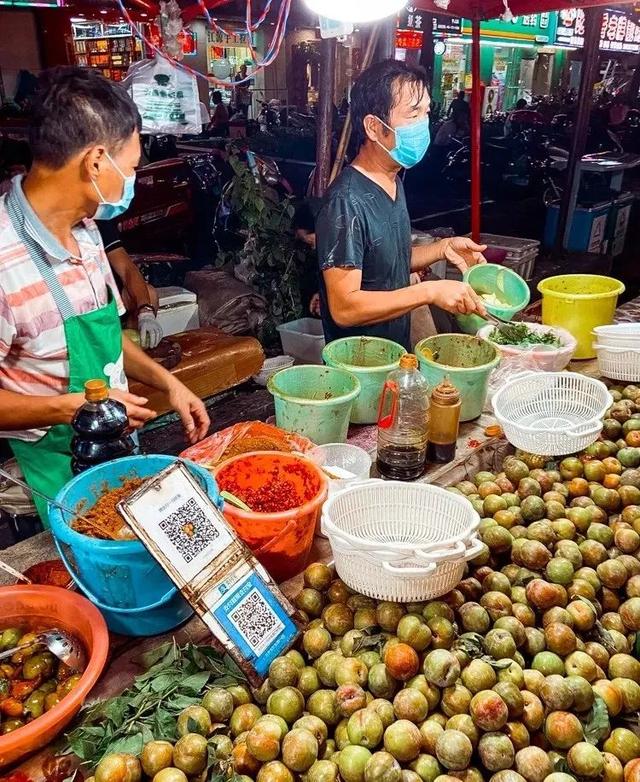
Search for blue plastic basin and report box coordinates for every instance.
[49,455,220,636]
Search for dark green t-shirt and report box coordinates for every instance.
[316,166,412,350]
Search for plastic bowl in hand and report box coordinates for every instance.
[0,585,109,768]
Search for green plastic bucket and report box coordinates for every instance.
[457,263,531,335]
[415,334,501,422]
[322,337,406,424]
[268,365,361,445]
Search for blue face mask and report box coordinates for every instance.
[376,116,431,168]
[92,153,136,220]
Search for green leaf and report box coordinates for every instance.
[583,694,610,745]
[107,733,146,756]
[150,673,177,693]
[139,641,175,669]
[182,672,212,693]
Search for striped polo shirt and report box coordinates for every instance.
[0,176,125,442]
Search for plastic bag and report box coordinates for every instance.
[180,421,316,467]
[124,56,201,136]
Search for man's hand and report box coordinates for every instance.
[425,280,487,316]
[309,293,321,317]
[167,382,210,444]
[109,389,157,428]
[441,237,487,273]
[138,311,163,349]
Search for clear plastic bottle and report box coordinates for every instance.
[376,353,430,481]
[71,379,136,475]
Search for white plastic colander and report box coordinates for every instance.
[492,371,612,456]
[322,482,482,602]
[595,344,640,383]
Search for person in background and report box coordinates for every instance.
[234,65,251,117]
[0,67,210,524]
[96,219,163,348]
[315,60,486,352]
[210,91,230,136]
[447,90,469,123]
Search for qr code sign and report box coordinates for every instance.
[229,588,284,655]
[159,497,220,563]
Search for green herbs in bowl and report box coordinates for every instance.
[490,323,562,348]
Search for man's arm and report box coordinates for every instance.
[0,388,154,431]
[108,247,154,311]
[122,337,210,443]
[324,267,486,329]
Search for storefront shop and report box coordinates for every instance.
[430,12,565,112]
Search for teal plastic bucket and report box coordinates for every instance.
[415,335,501,422]
[457,263,531,335]
[268,365,361,445]
[49,455,221,636]
[322,337,406,424]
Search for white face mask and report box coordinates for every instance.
[92,152,136,220]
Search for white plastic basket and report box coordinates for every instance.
[492,371,612,456]
[595,344,640,383]
[593,323,640,347]
[252,355,295,386]
[322,482,482,602]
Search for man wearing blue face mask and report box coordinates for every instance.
[317,60,488,350]
[0,67,210,524]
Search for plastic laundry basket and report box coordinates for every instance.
[492,371,612,456]
[322,482,482,602]
[538,275,625,360]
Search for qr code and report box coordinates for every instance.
[229,588,284,655]
[159,498,219,563]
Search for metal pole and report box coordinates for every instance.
[314,37,337,198]
[471,18,482,242]
[554,7,603,252]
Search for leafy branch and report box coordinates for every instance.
[65,641,246,767]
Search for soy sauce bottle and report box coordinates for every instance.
[71,379,136,474]
[377,354,430,481]
[426,379,462,464]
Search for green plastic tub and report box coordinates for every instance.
[415,334,501,422]
[322,336,406,424]
[268,365,361,445]
[457,263,531,335]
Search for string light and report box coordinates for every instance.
[115,0,292,87]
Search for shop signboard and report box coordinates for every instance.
[462,13,556,43]
[556,8,640,53]
[433,14,463,36]
[398,6,462,36]
[396,29,424,49]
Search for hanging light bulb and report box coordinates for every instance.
[304,0,407,24]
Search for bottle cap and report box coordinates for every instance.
[431,378,461,406]
[399,353,418,370]
[85,379,109,402]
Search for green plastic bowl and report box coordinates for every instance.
[415,334,501,422]
[268,365,361,445]
[457,263,531,335]
[322,336,406,424]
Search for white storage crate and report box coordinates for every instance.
[156,287,200,336]
[477,233,540,281]
[277,318,326,364]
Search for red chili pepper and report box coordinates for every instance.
[468,439,482,449]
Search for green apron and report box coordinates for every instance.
[5,192,125,526]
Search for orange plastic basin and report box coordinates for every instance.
[214,452,328,582]
[0,585,109,768]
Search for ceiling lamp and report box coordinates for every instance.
[304,0,407,23]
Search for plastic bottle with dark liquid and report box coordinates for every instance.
[426,378,462,464]
[376,354,430,481]
[71,379,136,474]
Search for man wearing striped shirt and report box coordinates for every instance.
[0,66,210,523]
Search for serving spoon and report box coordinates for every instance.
[0,629,87,673]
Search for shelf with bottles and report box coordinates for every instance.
[71,20,145,80]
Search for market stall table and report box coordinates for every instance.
[3,295,640,779]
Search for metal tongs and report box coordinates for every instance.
[483,310,522,342]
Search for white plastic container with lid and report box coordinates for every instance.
[277,318,326,364]
[156,286,200,336]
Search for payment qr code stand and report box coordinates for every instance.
[118,460,301,685]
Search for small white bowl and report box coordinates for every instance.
[252,355,295,387]
[477,323,577,372]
